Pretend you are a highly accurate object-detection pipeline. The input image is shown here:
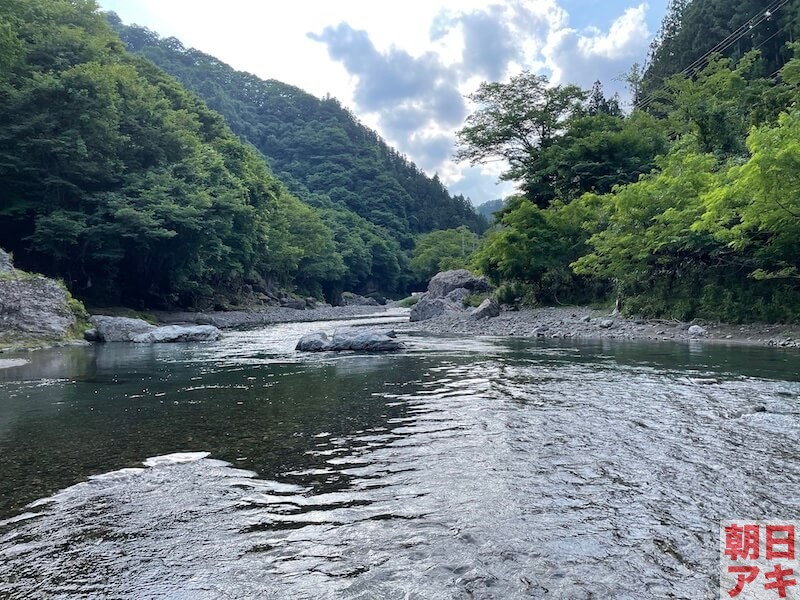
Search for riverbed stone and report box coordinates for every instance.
[427,269,491,299]
[132,325,221,343]
[599,319,615,329]
[295,332,332,352]
[471,298,500,320]
[90,315,156,342]
[409,295,462,322]
[296,328,403,352]
[688,325,707,337]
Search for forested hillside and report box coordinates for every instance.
[454,1,800,322]
[0,0,486,308]
[109,17,485,251]
[641,0,800,102]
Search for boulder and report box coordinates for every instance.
[688,325,707,337]
[471,298,500,320]
[0,249,13,274]
[90,316,156,342]
[84,328,99,342]
[281,298,306,310]
[599,319,615,329]
[409,295,462,322]
[132,325,221,343]
[427,269,491,299]
[341,292,380,306]
[445,287,471,306]
[296,328,403,352]
[0,274,76,339]
[295,332,332,352]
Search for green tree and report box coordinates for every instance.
[455,72,586,207]
[410,226,479,285]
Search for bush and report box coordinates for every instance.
[398,296,420,308]
[494,281,537,308]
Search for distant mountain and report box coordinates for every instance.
[475,199,505,222]
[109,16,486,252]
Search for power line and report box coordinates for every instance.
[678,0,787,77]
[635,0,790,110]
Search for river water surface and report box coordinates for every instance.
[0,315,798,599]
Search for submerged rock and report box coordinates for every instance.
[296,328,403,352]
[132,325,221,343]
[90,316,156,342]
[295,332,332,352]
[471,298,500,320]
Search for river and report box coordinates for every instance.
[0,316,798,599]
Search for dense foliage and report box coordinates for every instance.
[0,1,486,307]
[1,0,313,307]
[457,20,800,321]
[641,0,800,103]
[110,17,486,253]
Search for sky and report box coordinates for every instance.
[97,0,668,205]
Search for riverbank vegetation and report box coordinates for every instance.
[456,0,800,323]
[2,0,797,323]
[0,0,484,309]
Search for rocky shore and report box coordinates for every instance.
[152,305,394,329]
[398,305,800,349]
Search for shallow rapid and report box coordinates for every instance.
[0,317,798,599]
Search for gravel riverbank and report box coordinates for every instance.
[397,306,800,349]
[153,305,400,329]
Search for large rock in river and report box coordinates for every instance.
[409,296,462,322]
[90,315,156,342]
[471,297,500,320]
[132,325,221,343]
[427,269,491,299]
[0,274,77,340]
[296,328,403,352]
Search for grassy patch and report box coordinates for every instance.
[398,296,420,308]
[463,292,490,308]
[86,306,159,324]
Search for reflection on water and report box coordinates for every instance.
[0,321,798,599]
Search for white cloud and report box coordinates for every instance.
[542,4,651,91]
[98,0,660,205]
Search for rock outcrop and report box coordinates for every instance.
[296,328,403,352]
[410,270,494,322]
[89,316,156,342]
[132,325,221,343]
[0,249,13,274]
[427,270,491,299]
[0,275,77,340]
[0,250,79,345]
